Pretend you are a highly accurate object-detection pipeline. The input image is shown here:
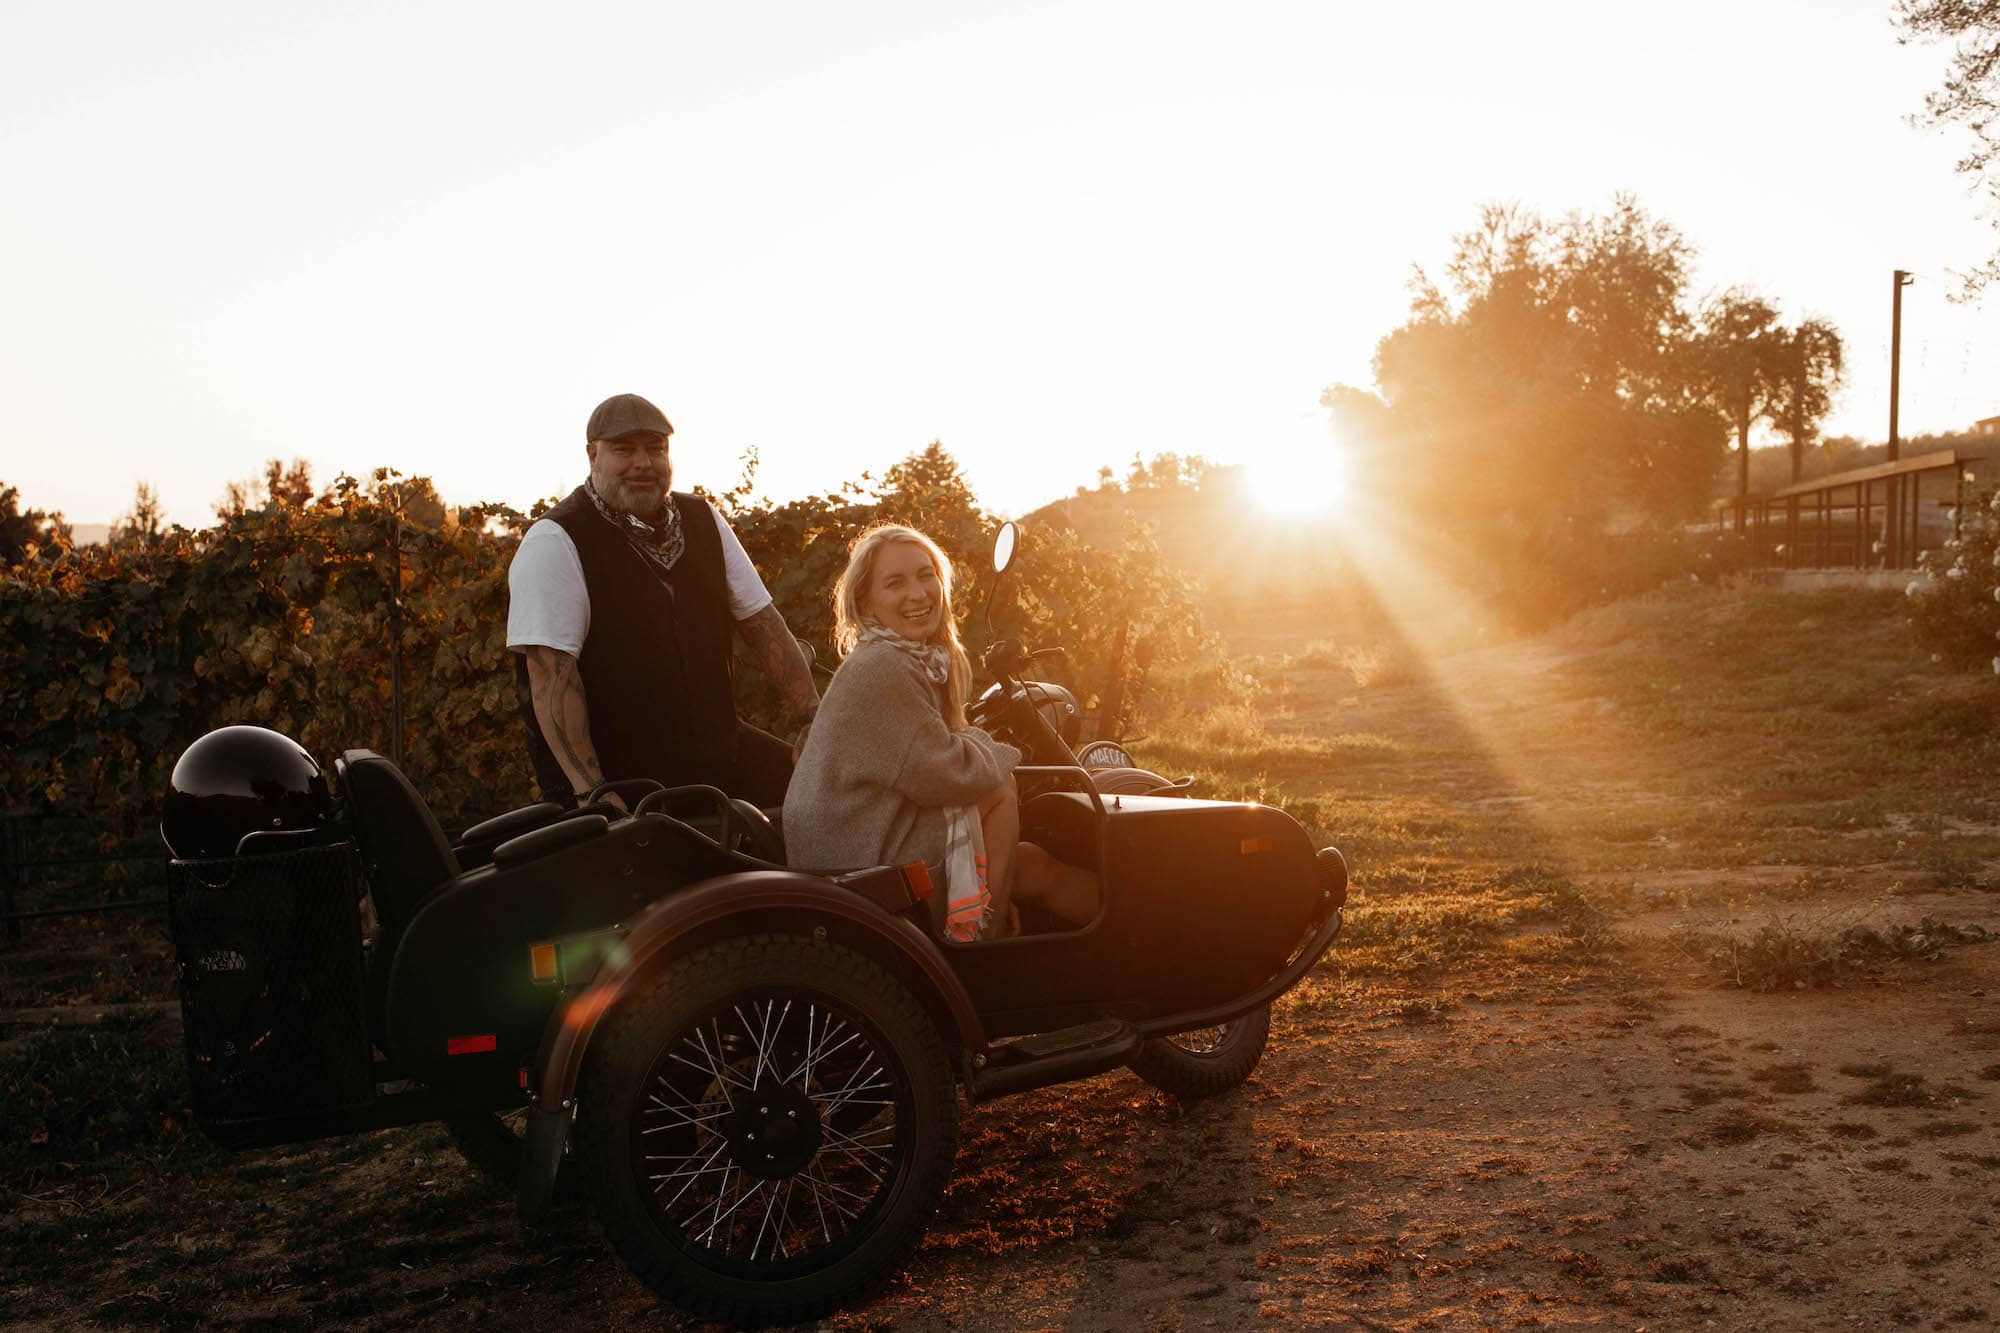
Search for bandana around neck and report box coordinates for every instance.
[856,620,951,686]
[586,478,685,577]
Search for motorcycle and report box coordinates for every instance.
[160,521,1346,1327]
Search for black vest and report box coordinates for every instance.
[515,488,738,802]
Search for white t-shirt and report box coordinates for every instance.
[506,502,774,658]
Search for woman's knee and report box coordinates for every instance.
[979,772,1019,816]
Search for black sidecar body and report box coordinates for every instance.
[165,723,1345,1326]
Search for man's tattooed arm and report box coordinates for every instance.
[522,645,608,800]
[736,603,820,740]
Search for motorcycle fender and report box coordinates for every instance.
[516,869,984,1223]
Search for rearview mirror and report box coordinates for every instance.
[992,522,1019,576]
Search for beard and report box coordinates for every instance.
[595,464,672,519]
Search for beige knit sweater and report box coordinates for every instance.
[782,640,1021,872]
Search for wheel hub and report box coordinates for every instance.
[727,1082,823,1179]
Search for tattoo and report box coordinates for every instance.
[737,605,820,735]
[526,646,604,791]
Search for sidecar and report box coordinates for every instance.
[163,724,1346,1327]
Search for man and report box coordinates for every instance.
[507,392,817,808]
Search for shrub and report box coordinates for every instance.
[1906,489,2000,672]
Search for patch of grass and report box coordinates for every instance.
[1697,1109,1771,1146]
[1914,1120,1982,1139]
[1673,912,1994,992]
[0,1009,202,1190]
[1390,995,1456,1024]
[1749,1063,1817,1094]
[1844,1073,1934,1108]
[1827,1122,1879,1140]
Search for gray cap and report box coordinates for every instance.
[586,393,674,442]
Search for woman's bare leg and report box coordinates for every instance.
[1012,841,1100,927]
[977,776,1020,937]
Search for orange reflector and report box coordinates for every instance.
[1240,836,1273,855]
[447,1034,497,1056]
[903,861,935,902]
[529,942,559,984]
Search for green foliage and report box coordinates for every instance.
[721,441,1229,737]
[1898,1,2000,294]
[1673,913,1995,992]
[1444,521,1753,633]
[0,481,71,565]
[3,446,1232,828]
[1906,490,2000,673]
[0,470,538,827]
[1330,198,1838,631]
[1367,197,1730,531]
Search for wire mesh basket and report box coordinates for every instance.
[168,841,374,1129]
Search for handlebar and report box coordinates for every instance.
[982,640,1065,676]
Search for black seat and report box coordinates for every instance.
[337,751,461,1040]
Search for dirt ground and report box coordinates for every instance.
[7,594,2000,1331]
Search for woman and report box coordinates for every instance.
[783,523,1097,939]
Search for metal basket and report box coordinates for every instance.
[168,841,373,1129]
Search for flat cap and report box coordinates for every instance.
[586,393,673,442]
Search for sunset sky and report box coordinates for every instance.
[4,0,1996,528]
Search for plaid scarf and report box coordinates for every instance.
[854,620,951,686]
[585,478,685,579]
[856,620,989,938]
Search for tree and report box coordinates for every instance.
[217,457,315,518]
[1367,197,1728,531]
[1692,289,1783,525]
[0,483,70,564]
[1897,0,2000,291]
[110,481,167,550]
[1765,318,1845,482]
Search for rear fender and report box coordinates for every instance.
[518,870,983,1221]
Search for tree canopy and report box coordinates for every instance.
[0,483,70,565]
[1361,197,1730,531]
[1898,0,2000,291]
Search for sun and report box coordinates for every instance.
[1247,443,1350,515]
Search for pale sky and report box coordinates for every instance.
[3,0,1995,528]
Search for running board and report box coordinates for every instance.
[967,1019,1143,1102]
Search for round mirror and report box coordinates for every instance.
[992,522,1019,576]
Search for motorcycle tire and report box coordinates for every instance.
[578,932,958,1328]
[1128,1005,1272,1100]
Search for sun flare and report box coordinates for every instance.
[1248,446,1349,516]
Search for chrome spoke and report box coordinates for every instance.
[629,983,910,1267]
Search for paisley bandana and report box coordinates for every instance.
[855,620,951,686]
[585,478,685,579]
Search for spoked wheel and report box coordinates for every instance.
[580,934,958,1327]
[1128,1004,1272,1100]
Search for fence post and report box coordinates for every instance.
[389,508,405,766]
[3,811,25,947]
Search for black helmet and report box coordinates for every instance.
[162,726,332,859]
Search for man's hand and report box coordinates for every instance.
[737,604,820,738]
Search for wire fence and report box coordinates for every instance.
[1,809,171,947]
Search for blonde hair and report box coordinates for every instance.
[833,523,974,729]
